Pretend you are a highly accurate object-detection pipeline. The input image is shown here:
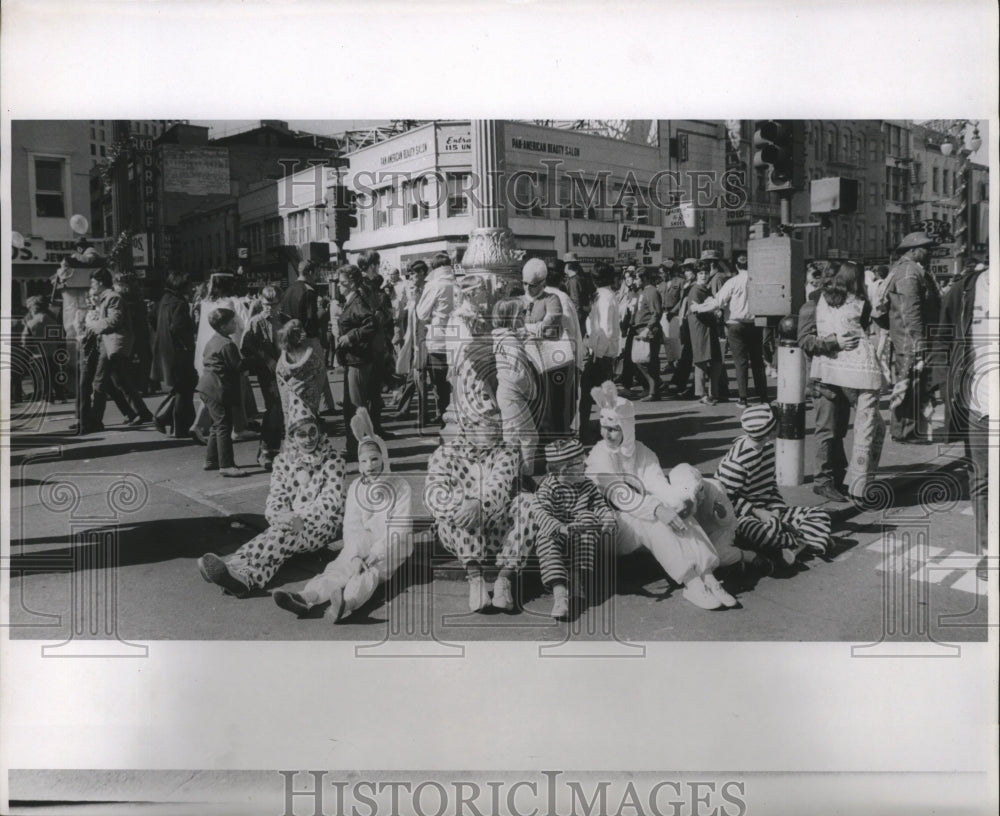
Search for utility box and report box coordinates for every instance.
[810,177,859,214]
[747,235,804,318]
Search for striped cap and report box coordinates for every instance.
[740,404,776,438]
[545,439,585,465]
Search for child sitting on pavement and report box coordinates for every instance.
[272,408,413,622]
[533,439,617,619]
[715,404,833,566]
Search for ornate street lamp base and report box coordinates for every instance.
[461,226,524,280]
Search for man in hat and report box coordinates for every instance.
[885,231,942,442]
[241,285,289,470]
[690,251,768,406]
[698,250,731,401]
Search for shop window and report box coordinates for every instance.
[446,173,471,217]
[33,157,67,218]
[511,172,545,217]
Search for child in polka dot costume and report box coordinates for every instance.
[198,391,346,597]
[424,408,539,612]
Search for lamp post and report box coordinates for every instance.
[936,120,982,263]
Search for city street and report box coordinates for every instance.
[7,369,988,646]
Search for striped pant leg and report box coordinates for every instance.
[735,513,784,555]
[536,533,569,587]
[775,505,831,551]
[570,531,598,575]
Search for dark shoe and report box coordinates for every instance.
[639,393,659,402]
[190,428,208,446]
[153,418,169,434]
[273,590,313,616]
[204,463,219,471]
[127,413,153,427]
[813,482,849,503]
[198,554,250,598]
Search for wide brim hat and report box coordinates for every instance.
[699,249,721,261]
[563,252,580,263]
[682,258,698,268]
[897,231,935,251]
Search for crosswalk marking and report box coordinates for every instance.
[872,541,987,597]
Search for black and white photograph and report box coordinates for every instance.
[2,1,997,814]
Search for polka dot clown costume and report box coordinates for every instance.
[198,390,346,597]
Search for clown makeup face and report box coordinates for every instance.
[290,421,321,453]
[358,444,385,481]
[601,423,624,448]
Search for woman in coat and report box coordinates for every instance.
[687,265,723,405]
[151,271,196,437]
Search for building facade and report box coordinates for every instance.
[339,120,738,272]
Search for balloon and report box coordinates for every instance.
[11,231,25,249]
[69,214,89,234]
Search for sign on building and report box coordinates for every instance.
[131,233,150,267]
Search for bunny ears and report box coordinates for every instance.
[590,380,619,412]
[350,407,376,445]
[350,408,391,470]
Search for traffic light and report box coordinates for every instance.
[329,184,358,245]
[753,120,805,192]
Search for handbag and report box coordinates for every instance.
[631,337,651,365]
[525,331,576,373]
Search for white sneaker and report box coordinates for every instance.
[682,578,723,610]
[468,574,490,612]
[550,594,570,620]
[492,576,514,611]
[703,574,738,608]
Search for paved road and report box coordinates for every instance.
[6,371,988,645]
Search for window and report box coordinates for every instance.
[403,180,430,223]
[932,167,939,193]
[99,145,106,157]
[446,173,471,217]
[99,129,105,141]
[90,143,97,156]
[288,209,311,244]
[264,218,282,248]
[942,169,949,195]
[33,157,66,218]
[869,181,878,207]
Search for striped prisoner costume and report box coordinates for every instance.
[715,435,831,556]
[532,474,616,588]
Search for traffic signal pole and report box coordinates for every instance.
[774,189,806,486]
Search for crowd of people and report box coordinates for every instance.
[16,231,989,621]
